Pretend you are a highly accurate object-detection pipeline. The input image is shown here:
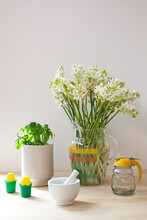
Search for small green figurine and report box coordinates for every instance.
[5,173,17,193]
[20,176,32,198]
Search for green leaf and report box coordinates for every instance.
[15,122,54,149]
[42,130,49,143]
[15,137,25,149]
[17,128,24,138]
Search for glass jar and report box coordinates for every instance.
[111,166,135,196]
[68,126,118,185]
[111,157,142,196]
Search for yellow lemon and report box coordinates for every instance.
[21,176,31,186]
[6,173,15,182]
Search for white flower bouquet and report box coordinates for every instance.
[49,64,140,185]
[49,64,140,127]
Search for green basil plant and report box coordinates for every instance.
[15,122,54,149]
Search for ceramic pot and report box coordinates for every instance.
[21,144,53,186]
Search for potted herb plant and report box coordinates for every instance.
[15,122,54,186]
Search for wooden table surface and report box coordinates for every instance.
[0,170,147,220]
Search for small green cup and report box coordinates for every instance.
[5,180,17,193]
[19,183,32,198]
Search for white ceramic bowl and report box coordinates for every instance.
[48,177,80,206]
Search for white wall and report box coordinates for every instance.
[0,0,147,171]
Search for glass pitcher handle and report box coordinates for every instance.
[105,134,118,166]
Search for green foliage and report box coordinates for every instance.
[15,122,54,150]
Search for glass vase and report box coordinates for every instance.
[69,126,118,185]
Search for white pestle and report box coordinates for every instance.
[63,170,79,185]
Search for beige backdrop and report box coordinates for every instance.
[0,0,147,171]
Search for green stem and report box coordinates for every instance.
[85,97,89,120]
[89,99,100,129]
[88,101,104,146]
[62,94,75,119]
[62,105,73,122]
[91,100,104,129]
[70,100,83,127]
[105,111,119,126]
[82,102,87,128]
[101,102,110,128]
[73,100,84,127]
[90,91,93,123]
[101,102,118,126]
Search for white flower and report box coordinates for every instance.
[116,102,138,118]
[84,66,109,90]
[55,66,65,78]
[94,77,140,103]
[71,63,86,84]
[73,84,88,102]
[49,64,140,119]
